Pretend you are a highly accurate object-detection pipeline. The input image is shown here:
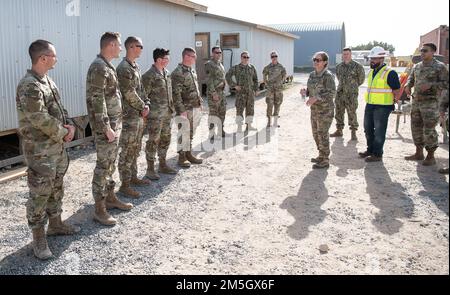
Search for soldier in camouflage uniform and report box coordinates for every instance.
[226,51,259,133]
[405,43,449,166]
[331,47,365,141]
[86,32,132,226]
[300,52,336,169]
[439,90,449,174]
[117,36,151,199]
[172,47,204,167]
[16,40,80,260]
[205,46,227,140]
[263,51,287,128]
[143,48,177,180]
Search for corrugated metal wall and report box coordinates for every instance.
[270,23,346,68]
[0,0,195,132]
[194,14,295,82]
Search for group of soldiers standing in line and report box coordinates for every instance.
[16,32,288,260]
[300,44,448,170]
[14,31,448,260]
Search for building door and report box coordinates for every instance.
[195,33,210,91]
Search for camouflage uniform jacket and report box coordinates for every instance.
[263,63,287,90]
[171,63,202,114]
[142,65,174,116]
[335,60,365,94]
[86,55,122,133]
[16,70,71,154]
[205,59,226,96]
[117,58,146,121]
[307,68,336,109]
[406,58,449,101]
[226,63,259,92]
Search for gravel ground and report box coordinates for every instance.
[0,74,448,275]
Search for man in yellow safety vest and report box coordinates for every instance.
[358,46,401,162]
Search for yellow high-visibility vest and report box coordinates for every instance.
[365,65,394,105]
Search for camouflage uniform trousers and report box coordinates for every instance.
[335,91,359,131]
[311,105,334,160]
[118,118,145,183]
[146,111,173,162]
[266,87,284,118]
[411,99,440,152]
[236,90,255,124]
[92,124,122,202]
[208,91,227,129]
[178,108,202,152]
[25,145,69,229]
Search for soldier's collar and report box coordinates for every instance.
[124,57,138,69]
[27,69,47,83]
[98,54,116,71]
[314,67,328,77]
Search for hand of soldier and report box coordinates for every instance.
[440,112,446,120]
[181,111,188,119]
[306,97,318,107]
[63,124,75,143]
[213,93,220,102]
[235,86,242,92]
[300,88,307,97]
[142,106,150,118]
[105,128,116,143]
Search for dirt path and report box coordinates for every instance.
[0,75,448,275]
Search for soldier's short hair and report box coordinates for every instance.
[342,47,352,53]
[125,36,142,50]
[29,39,54,65]
[182,47,196,57]
[241,51,250,57]
[100,32,121,49]
[212,46,221,53]
[423,43,437,52]
[153,48,170,62]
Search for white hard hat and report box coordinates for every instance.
[368,46,390,58]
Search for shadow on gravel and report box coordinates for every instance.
[330,137,365,178]
[416,161,449,216]
[364,163,414,235]
[280,169,329,240]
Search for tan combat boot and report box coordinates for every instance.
[273,116,280,128]
[178,152,192,168]
[106,190,134,210]
[330,129,343,137]
[186,151,203,164]
[313,159,330,169]
[159,158,177,175]
[405,146,425,161]
[119,183,142,199]
[146,161,160,181]
[131,177,151,186]
[422,150,436,166]
[47,215,81,236]
[351,130,358,141]
[94,200,117,226]
[311,156,323,163]
[32,227,53,260]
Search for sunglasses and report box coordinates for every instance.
[271,56,278,58]
[134,45,144,49]
[214,51,222,54]
[242,56,250,59]
[313,58,323,63]
[420,49,429,53]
